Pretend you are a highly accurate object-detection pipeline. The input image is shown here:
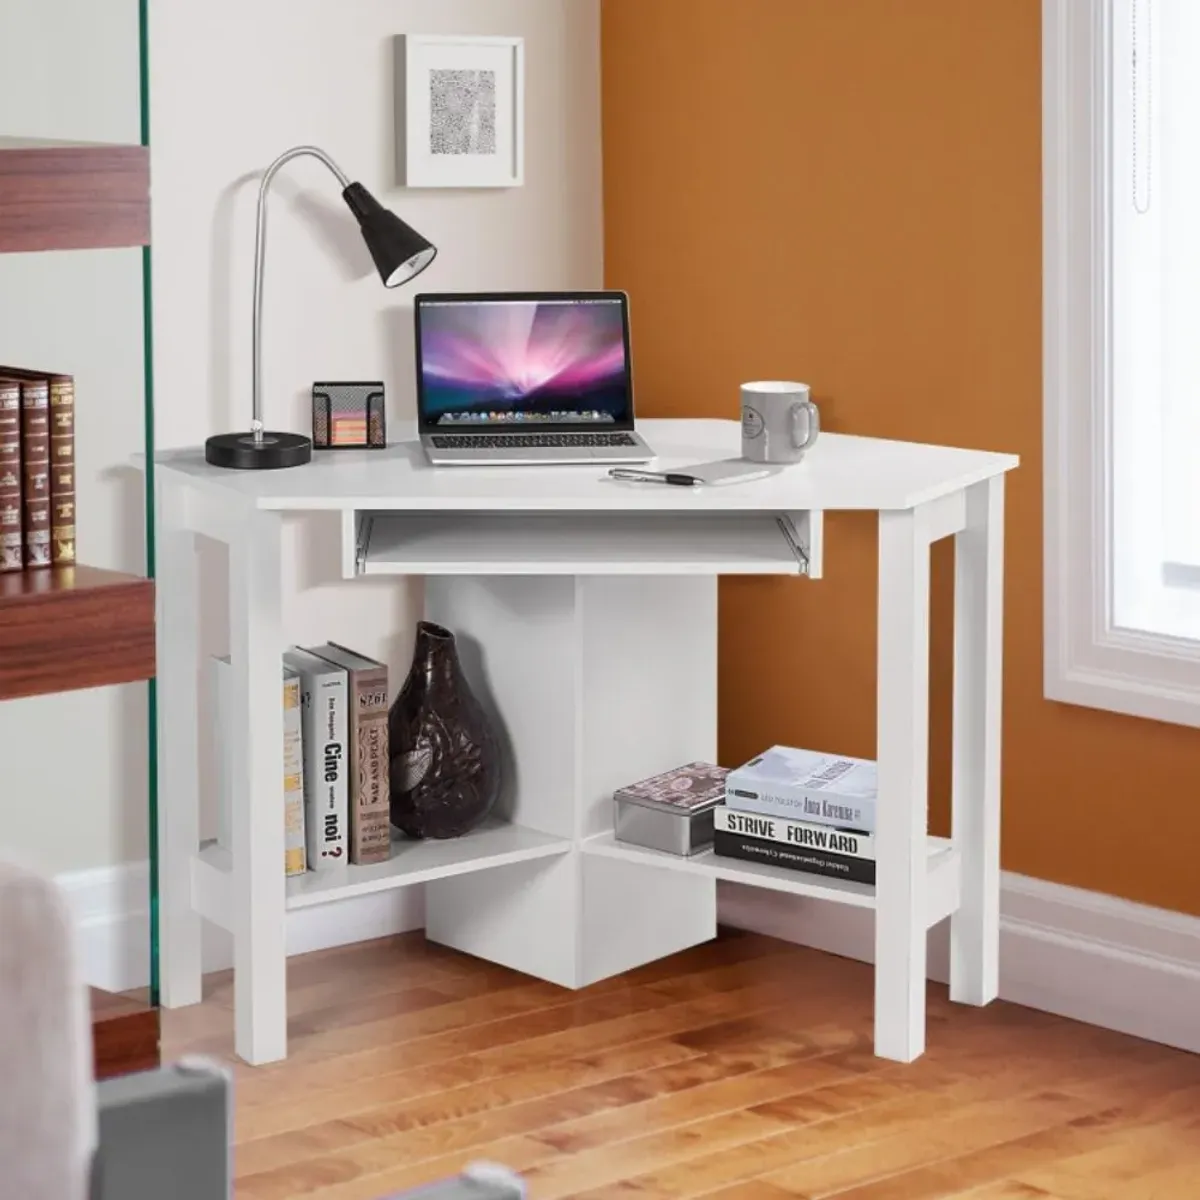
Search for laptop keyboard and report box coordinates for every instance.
[431,432,638,450]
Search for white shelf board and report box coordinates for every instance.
[358,512,806,576]
[285,819,570,909]
[582,831,958,915]
[194,820,571,913]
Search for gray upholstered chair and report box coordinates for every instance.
[0,860,96,1200]
[0,861,525,1200]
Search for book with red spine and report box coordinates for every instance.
[48,374,75,565]
[0,377,22,571]
[18,375,50,568]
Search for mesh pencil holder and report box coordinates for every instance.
[311,381,387,449]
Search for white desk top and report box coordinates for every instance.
[156,418,1017,513]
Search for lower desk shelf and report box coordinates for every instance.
[194,818,571,915]
[287,819,570,908]
[583,831,961,924]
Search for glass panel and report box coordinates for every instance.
[0,0,157,1004]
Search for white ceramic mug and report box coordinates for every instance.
[740,381,820,464]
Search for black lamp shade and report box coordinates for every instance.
[342,182,437,288]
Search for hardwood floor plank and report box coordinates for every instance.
[1110,1158,1200,1200]
[237,1026,856,1193]
[1011,1109,1200,1199]
[815,1117,1124,1199]
[518,1109,797,1200]
[762,1091,1097,1196]
[947,1185,1058,1199]
[599,1047,1193,1200]
[694,1184,798,1200]
[226,946,829,1107]
[156,932,1200,1200]
[532,1050,866,1156]
[235,1037,703,1175]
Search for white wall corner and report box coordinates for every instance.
[718,873,1200,1055]
[58,862,425,995]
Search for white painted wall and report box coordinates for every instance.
[148,0,603,856]
[1,0,601,888]
[0,0,148,875]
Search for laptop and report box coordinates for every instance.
[416,291,655,465]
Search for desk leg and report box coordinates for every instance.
[950,476,1005,1005]
[875,506,932,1062]
[229,509,287,1065]
[156,482,202,1008]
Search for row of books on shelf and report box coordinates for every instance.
[213,643,392,878]
[613,746,878,885]
[0,367,75,571]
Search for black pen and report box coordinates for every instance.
[608,468,701,487]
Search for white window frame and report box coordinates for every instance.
[1043,0,1200,727]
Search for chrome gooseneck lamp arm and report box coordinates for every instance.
[249,147,350,447]
[206,144,438,471]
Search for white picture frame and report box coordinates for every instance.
[396,34,525,189]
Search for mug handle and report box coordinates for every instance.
[790,400,820,451]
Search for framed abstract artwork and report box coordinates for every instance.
[397,34,525,188]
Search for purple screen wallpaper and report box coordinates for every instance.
[419,299,630,426]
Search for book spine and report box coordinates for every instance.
[349,665,391,865]
[49,376,75,565]
[724,784,876,832]
[283,671,307,876]
[713,830,876,885]
[714,805,873,859]
[301,668,349,869]
[19,378,50,568]
[0,379,22,571]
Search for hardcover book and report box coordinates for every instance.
[713,829,875,885]
[309,643,391,865]
[714,806,874,860]
[283,668,307,877]
[0,378,22,571]
[48,374,75,565]
[17,376,50,568]
[725,745,877,831]
[284,647,349,870]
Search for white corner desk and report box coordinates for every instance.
[153,418,1018,1066]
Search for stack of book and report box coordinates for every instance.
[715,746,877,884]
[213,643,391,879]
[0,367,75,572]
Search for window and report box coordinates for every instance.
[1045,0,1200,725]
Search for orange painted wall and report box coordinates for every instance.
[601,0,1200,916]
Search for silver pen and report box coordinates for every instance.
[608,468,701,487]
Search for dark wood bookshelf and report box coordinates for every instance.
[2,124,161,1062]
[91,986,160,1080]
[0,565,154,700]
[0,137,149,253]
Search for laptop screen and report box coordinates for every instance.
[416,293,633,430]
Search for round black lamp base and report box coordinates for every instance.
[205,430,312,470]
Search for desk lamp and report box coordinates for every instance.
[205,145,437,469]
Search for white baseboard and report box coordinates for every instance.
[56,862,425,994]
[718,872,1200,1055]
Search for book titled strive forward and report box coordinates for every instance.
[713,806,876,885]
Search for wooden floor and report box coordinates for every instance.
[163,928,1200,1199]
